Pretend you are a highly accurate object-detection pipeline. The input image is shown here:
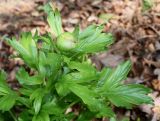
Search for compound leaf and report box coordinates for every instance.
[103,84,152,108]
[101,61,131,90]
[6,32,38,68]
[16,68,44,85]
[0,94,17,111]
[98,61,152,108]
[69,84,114,117]
[75,25,114,53]
[45,4,63,37]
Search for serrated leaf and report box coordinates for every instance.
[0,71,10,95]
[0,94,17,111]
[6,32,38,68]
[69,84,114,117]
[20,32,37,57]
[16,68,44,85]
[0,71,18,111]
[55,61,98,96]
[19,86,35,96]
[62,72,96,84]
[67,61,98,83]
[98,60,152,108]
[97,68,112,88]
[6,37,30,57]
[103,84,152,108]
[17,96,31,108]
[74,25,114,53]
[100,61,131,90]
[0,70,16,96]
[45,4,63,37]
[36,34,54,51]
[56,74,114,117]
[68,61,96,73]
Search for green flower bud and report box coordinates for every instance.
[56,32,76,51]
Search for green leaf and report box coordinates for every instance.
[30,88,45,114]
[55,78,73,97]
[36,34,54,51]
[102,84,152,108]
[32,111,50,121]
[0,71,11,95]
[6,37,30,57]
[72,25,80,40]
[19,86,35,96]
[99,13,113,23]
[0,70,7,82]
[68,61,96,73]
[77,111,96,121]
[6,32,38,68]
[34,97,42,115]
[55,61,98,96]
[0,71,18,111]
[17,96,31,108]
[38,52,62,78]
[42,100,63,115]
[98,61,152,108]
[143,0,154,11]
[69,84,114,117]
[44,4,63,37]
[74,25,114,53]
[0,94,17,111]
[67,61,98,83]
[100,61,131,90]
[56,74,114,117]
[97,68,112,88]
[20,32,37,57]
[16,68,44,85]
[18,110,32,121]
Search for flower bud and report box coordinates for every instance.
[57,32,76,51]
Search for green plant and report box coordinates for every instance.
[142,0,154,11]
[0,3,152,121]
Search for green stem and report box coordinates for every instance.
[9,111,18,121]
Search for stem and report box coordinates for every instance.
[9,111,18,121]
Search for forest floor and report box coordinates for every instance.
[0,0,160,120]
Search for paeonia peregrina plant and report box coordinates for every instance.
[0,3,152,121]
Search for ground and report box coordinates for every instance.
[0,0,160,120]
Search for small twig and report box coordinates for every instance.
[148,25,160,37]
[137,35,157,40]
